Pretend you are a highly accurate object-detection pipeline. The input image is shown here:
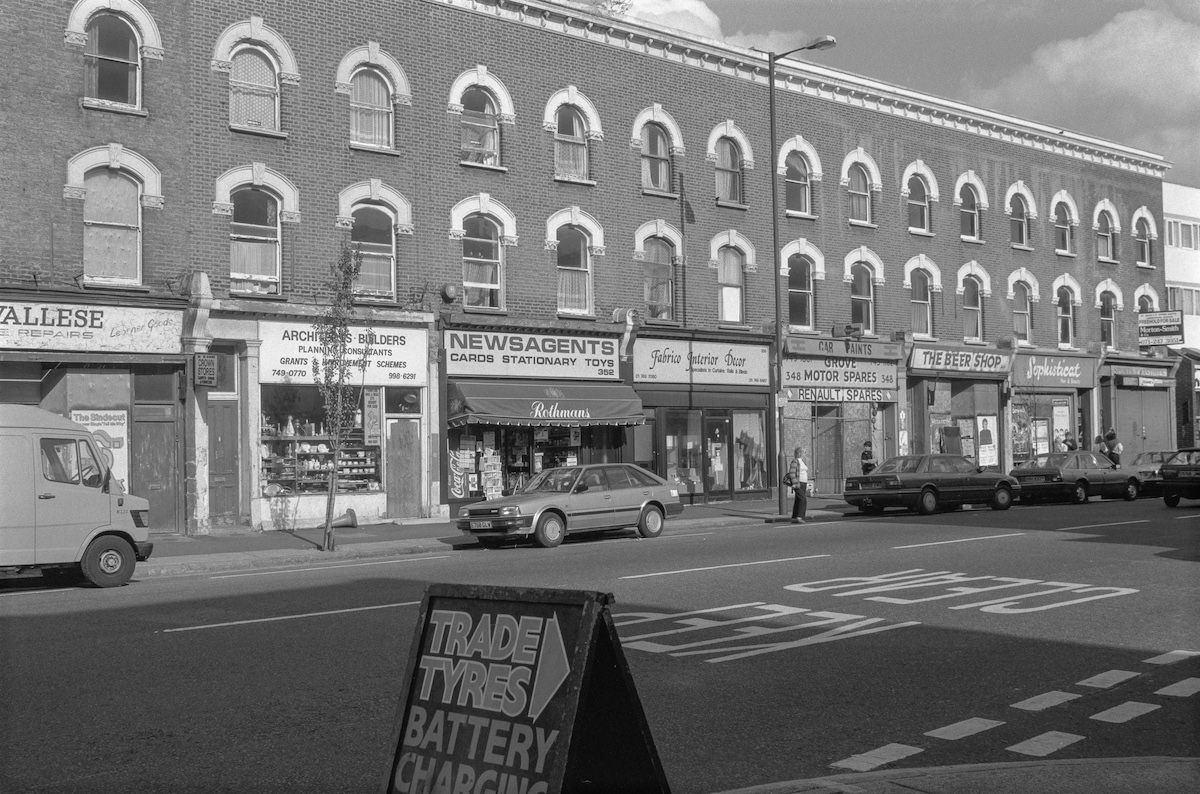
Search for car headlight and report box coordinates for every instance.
[457,506,471,518]
[669,489,679,497]
[499,505,521,516]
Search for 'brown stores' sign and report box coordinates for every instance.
[384,585,669,793]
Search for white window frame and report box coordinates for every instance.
[350,203,396,299]
[850,262,876,334]
[82,167,143,285]
[348,67,394,148]
[642,236,675,322]
[962,275,983,342]
[1009,194,1029,247]
[1056,285,1076,347]
[1098,291,1117,349]
[462,213,505,310]
[229,185,282,295]
[787,253,814,330]
[1012,281,1032,343]
[553,104,589,181]
[714,137,743,204]
[909,268,933,337]
[907,175,930,233]
[716,245,745,324]
[1096,210,1116,262]
[84,12,141,108]
[959,184,981,240]
[229,44,280,132]
[848,163,872,224]
[555,225,593,316]
[784,152,811,215]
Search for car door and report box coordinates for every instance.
[601,465,643,528]
[954,455,991,503]
[1084,450,1122,496]
[569,466,613,530]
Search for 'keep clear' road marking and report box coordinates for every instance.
[619,554,829,579]
[1011,691,1081,711]
[160,601,421,633]
[1156,678,1200,697]
[893,533,1024,549]
[1090,701,1160,723]
[1007,731,1085,757]
[1145,650,1200,665]
[829,744,924,772]
[1077,670,1139,688]
[924,717,1005,740]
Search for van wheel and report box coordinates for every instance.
[534,514,565,548]
[637,506,664,538]
[80,536,135,587]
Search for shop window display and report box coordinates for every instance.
[664,409,702,496]
[733,411,766,491]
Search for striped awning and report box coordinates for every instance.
[447,379,644,427]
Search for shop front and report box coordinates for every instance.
[1098,354,1178,460]
[1010,351,1098,463]
[781,336,902,495]
[907,343,1012,469]
[1171,348,1200,448]
[444,328,642,507]
[0,297,188,532]
[632,337,770,503]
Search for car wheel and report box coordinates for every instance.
[917,488,938,515]
[1072,481,1089,504]
[637,506,664,538]
[991,485,1013,510]
[1122,480,1138,501]
[534,513,565,548]
[1164,492,1181,508]
[80,536,135,587]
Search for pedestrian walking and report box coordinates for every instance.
[1104,428,1123,465]
[860,440,877,475]
[784,446,809,524]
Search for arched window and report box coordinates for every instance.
[641,123,671,191]
[83,168,141,283]
[1010,194,1029,246]
[1137,294,1154,313]
[1054,202,1074,254]
[1056,285,1075,346]
[230,46,279,130]
[460,87,500,165]
[1099,291,1117,349]
[910,268,932,336]
[717,246,744,323]
[349,68,393,147]
[462,214,503,309]
[907,176,930,232]
[959,184,980,239]
[785,153,811,215]
[230,186,280,294]
[715,137,743,203]
[1135,218,1152,266]
[85,12,139,106]
[554,105,589,180]
[962,276,983,341]
[643,237,674,321]
[556,225,592,315]
[1097,211,1116,261]
[851,262,875,333]
[351,204,395,297]
[1012,281,1032,342]
[848,163,871,223]
[787,254,813,329]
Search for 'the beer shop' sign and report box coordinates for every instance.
[384,585,669,794]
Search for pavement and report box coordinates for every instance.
[136,497,1199,794]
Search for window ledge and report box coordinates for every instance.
[230,124,288,139]
[848,219,878,229]
[960,236,985,245]
[1098,257,1120,265]
[460,161,508,173]
[554,175,597,186]
[644,318,682,327]
[716,199,749,211]
[463,306,508,316]
[787,325,817,334]
[785,210,818,221]
[349,142,400,156]
[641,188,679,200]
[717,323,752,332]
[231,291,287,301]
[352,296,397,305]
[1135,262,1156,270]
[963,338,988,346]
[909,228,935,238]
[82,280,150,292]
[557,312,596,321]
[80,98,147,117]
[1055,250,1077,258]
[1011,243,1034,252]
[1057,344,1080,351]
[913,333,937,342]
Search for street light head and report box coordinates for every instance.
[805,34,837,51]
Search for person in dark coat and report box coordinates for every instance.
[860,440,877,475]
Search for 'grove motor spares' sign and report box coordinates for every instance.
[0,301,182,353]
[445,330,619,380]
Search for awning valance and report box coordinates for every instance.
[447,379,645,427]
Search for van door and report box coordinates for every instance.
[34,436,111,563]
[0,433,36,565]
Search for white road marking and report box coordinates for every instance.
[829,743,924,772]
[1077,670,1139,688]
[619,554,829,579]
[1011,691,1081,711]
[160,600,420,633]
[658,532,715,540]
[893,533,1023,549]
[1172,514,1200,520]
[1052,520,1148,532]
[924,717,1005,740]
[0,587,76,598]
[1090,701,1160,723]
[209,555,451,578]
[1144,650,1200,665]
[1155,678,1200,697]
[1007,731,1084,757]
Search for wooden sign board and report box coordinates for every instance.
[384,584,670,793]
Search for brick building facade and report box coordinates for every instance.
[0,0,1174,532]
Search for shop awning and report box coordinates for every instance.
[447,379,645,427]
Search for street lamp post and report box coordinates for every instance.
[766,35,835,517]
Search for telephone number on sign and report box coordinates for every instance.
[388,371,417,380]
[272,369,308,378]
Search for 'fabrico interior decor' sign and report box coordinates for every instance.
[909,344,1011,375]
[259,321,428,387]
[445,331,619,380]
[633,339,769,385]
[384,585,669,794]
[0,301,182,353]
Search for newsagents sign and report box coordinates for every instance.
[445,330,619,380]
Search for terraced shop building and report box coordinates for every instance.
[0,0,1171,530]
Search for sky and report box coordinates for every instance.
[584,0,1200,188]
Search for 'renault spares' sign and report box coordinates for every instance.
[384,585,668,794]
[445,331,619,380]
[0,300,182,353]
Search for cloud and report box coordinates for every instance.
[589,0,725,39]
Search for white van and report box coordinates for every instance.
[0,405,153,587]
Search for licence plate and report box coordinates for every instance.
[1022,476,1045,483]
[470,520,492,529]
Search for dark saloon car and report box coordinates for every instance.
[1159,448,1200,507]
[456,463,683,548]
[1009,450,1140,504]
[843,454,1019,515]
[1130,450,1175,497]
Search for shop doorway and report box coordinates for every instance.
[131,404,180,532]
[703,413,732,500]
[813,405,844,495]
[207,400,240,525]
[387,417,422,518]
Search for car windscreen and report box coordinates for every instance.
[523,467,579,493]
[876,457,922,474]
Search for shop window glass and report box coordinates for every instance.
[643,236,674,321]
[664,409,702,496]
[785,153,810,214]
[733,411,766,491]
[641,123,672,191]
[85,12,139,106]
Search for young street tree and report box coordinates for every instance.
[311,244,371,551]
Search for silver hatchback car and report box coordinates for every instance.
[456,463,684,548]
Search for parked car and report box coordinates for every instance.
[1158,448,1200,507]
[1129,450,1175,497]
[456,463,684,547]
[842,454,1018,515]
[1009,450,1139,503]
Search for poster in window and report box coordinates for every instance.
[70,410,130,492]
[977,414,998,467]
